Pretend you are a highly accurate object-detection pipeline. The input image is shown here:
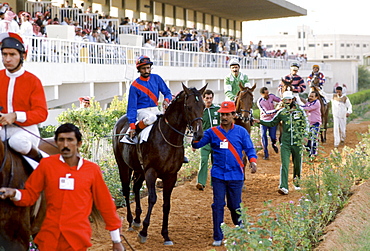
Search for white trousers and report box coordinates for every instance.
[333,116,346,146]
[137,106,162,126]
[0,124,40,154]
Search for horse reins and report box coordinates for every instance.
[159,92,203,147]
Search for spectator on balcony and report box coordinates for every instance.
[228,37,238,55]
[19,12,33,37]
[35,12,45,34]
[0,10,19,33]
[105,21,115,41]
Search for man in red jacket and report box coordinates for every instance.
[0,32,47,162]
[0,123,125,251]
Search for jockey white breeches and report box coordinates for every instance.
[137,106,162,126]
[0,124,40,154]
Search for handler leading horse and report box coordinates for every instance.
[309,74,331,143]
[0,137,59,250]
[113,84,206,245]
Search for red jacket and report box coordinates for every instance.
[15,155,121,250]
[0,68,47,126]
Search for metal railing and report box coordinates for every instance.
[23,36,327,71]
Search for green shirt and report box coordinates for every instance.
[224,72,251,100]
[202,104,220,130]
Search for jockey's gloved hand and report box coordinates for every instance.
[129,129,136,139]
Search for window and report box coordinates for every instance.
[266,45,273,48]
[346,44,350,47]
[356,44,360,47]
[364,44,367,48]
[323,44,329,47]
[323,55,329,59]
[357,56,360,59]
[280,44,287,48]
[341,44,344,47]
[309,44,315,47]
[347,55,350,58]
[341,55,344,58]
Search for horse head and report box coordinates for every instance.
[235,82,256,123]
[182,83,207,142]
[280,77,293,94]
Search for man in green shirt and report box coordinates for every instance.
[254,89,308,195]
[224,58,251,101]
[196,89,220,190]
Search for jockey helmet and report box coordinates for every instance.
[290,62,299,71]
[312,64,320,70]
[217,101,236,113]
[229,58,240,67]
[136,55,153,69]
[0,32,26,54]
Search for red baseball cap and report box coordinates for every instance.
[217,101,236,113]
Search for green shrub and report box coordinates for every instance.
[222,129,370,250]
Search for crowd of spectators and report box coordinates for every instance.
[0,2,307,62]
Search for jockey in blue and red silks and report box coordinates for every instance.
[127,55,173,138]
[278,62,306,106]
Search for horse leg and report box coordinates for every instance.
[132,170,145,228]
[118,164,135,231]
[138,168,158,243]
[161,174,178,245]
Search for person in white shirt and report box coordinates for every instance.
[19,12,33,37]
[331,86,352,148]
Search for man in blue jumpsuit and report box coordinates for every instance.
[192,101,257,246]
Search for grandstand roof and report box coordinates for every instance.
[156,0,306,22]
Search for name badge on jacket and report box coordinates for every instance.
[59,173,75,190]
[220,139,229,149]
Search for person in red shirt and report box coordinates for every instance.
[0,32,47,162]
[0,123,126,251]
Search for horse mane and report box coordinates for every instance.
[164,87,200,116]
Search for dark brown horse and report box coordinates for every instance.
[113,84,206,245]
[310,74,331,143]
[234,82,257,134]
[0,137,58,250]
[279,78,306,104]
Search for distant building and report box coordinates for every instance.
[257,26,370,63]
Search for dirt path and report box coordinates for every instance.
[89,121,370,251]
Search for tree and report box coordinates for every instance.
[358,65,370,91]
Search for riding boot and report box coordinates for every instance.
[25,147,43,163]
[135,120,147,135]
[183,156,189,163]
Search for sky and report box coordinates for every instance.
[242,0,370,43]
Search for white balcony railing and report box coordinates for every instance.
[23,36,329,71]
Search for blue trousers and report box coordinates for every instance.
[260,124,278,158]
[307,122,320,156]
[211,177,243,241]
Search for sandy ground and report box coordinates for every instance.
[89,120,370,251]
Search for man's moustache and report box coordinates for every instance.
[61,147,70,152]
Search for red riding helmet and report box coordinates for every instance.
[136,55,153,69]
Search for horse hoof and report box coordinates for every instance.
[164,241,174,246]
[132,221,141,228]
[138,234,147,243]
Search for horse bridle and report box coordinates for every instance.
[160,92,203,147]
[236,90,254,124]
[164,92,203,137]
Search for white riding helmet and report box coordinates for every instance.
[229,58,240,67]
